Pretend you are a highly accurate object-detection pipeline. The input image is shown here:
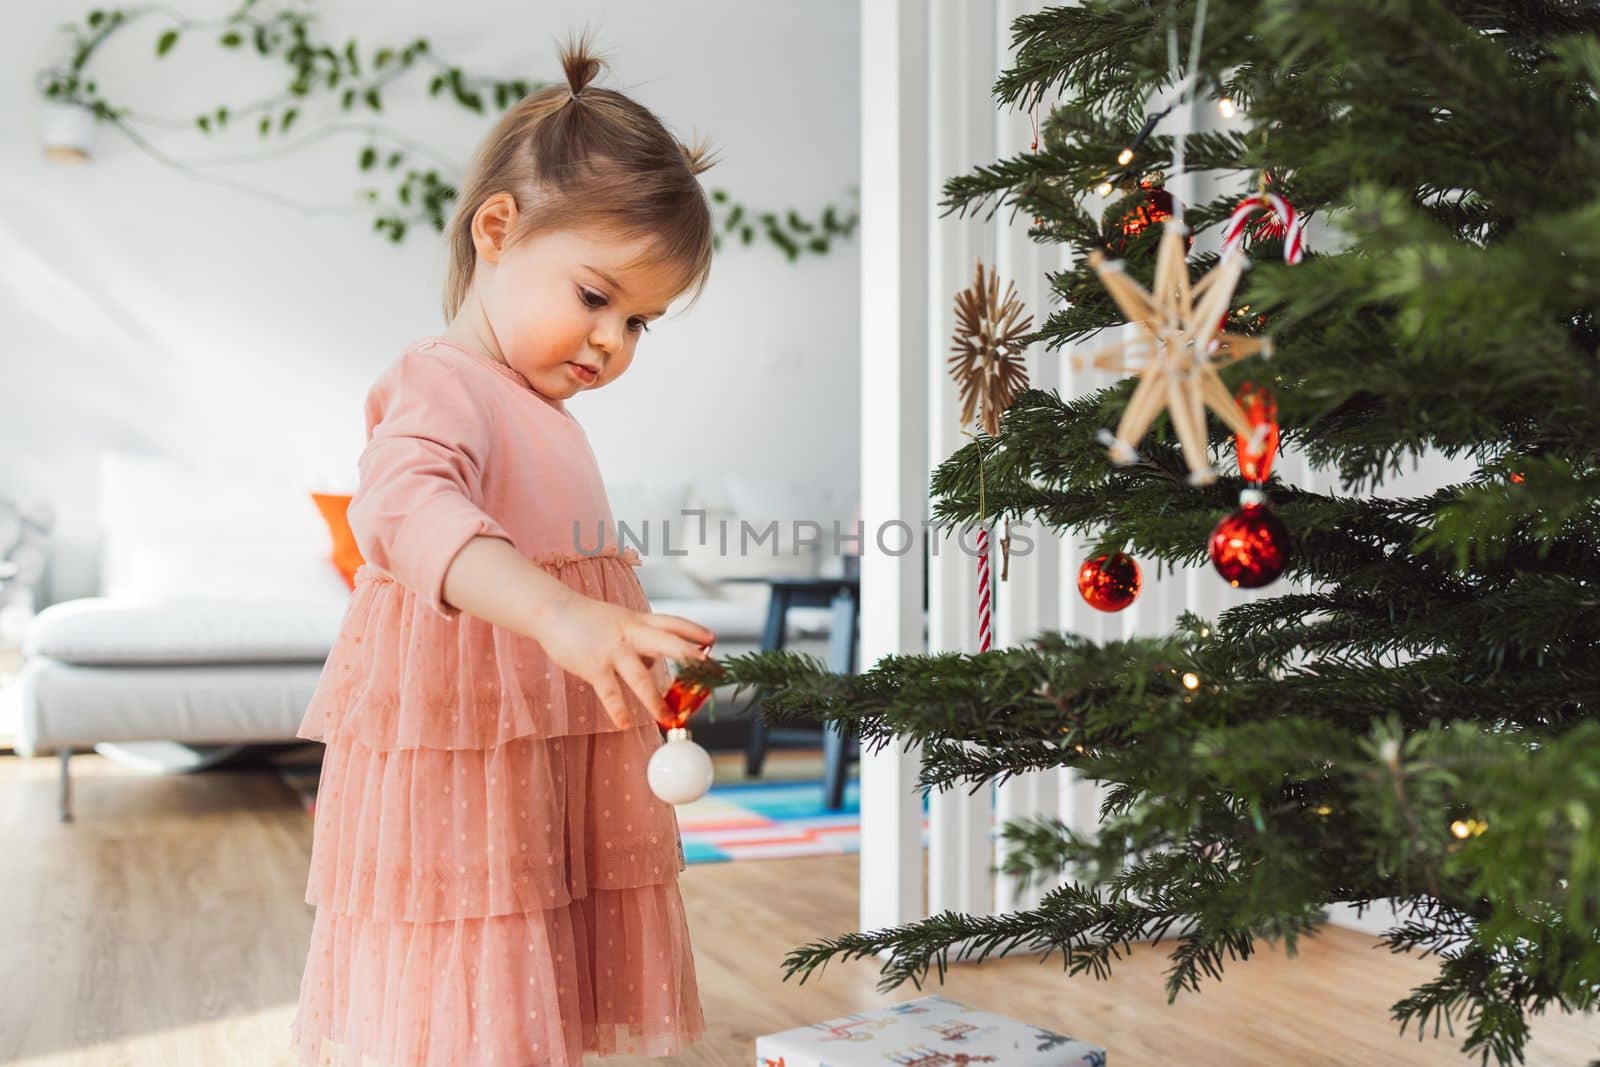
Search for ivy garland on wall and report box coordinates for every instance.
[35,0,859,256]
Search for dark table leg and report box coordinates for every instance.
[822,588,859,811]
[743,586,790,778]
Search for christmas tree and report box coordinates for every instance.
[686,3,1600,1063]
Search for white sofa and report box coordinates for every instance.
[21,450,849,820]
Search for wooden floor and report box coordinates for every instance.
[4,748,1598,1066]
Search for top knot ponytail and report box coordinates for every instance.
[440,24,720,323]
[559,27,605,102]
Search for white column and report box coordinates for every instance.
[991,0,1064,917]
[859,0,931,939]
[926,0,999,926]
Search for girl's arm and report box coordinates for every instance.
[440,535,578,637]
[443,535,716,726]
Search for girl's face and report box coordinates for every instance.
[463,193,681,400]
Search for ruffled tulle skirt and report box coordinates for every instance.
[289,551,705,1066]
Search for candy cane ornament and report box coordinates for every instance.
[976,525,993,651]
[1220,191,1307,264]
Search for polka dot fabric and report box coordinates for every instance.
[290,559,703,1066]
[289,337,704,1066]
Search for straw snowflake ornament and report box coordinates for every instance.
[948,259,1034,619]
[949,258,1033,438]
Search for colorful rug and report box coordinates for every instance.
[273,747,989,865]
[675,777,929,863]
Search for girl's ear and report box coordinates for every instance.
[472,192,519,265]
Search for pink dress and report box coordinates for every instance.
[288,336,704,1067]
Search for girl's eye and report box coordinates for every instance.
[580,288,650,334]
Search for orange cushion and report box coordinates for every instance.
[310,492,365,589]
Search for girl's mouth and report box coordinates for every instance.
[568,362,598,384]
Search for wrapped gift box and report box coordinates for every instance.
[756,994,1106,1066]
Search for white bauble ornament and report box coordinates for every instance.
[648,727,714,804]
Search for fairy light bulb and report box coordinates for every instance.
[1450,819,1472,839]
[1095,181,1114,197]
[1218,97,1237,118]
[1116,147,1135,166]
[1181,671,1200,690]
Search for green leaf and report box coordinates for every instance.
[87,10,104,28]
[386,151,403,169]
[360,146,377,170]
[220,31,242,48]
[341,88,356,110]
[364,88,382,112]
[428,75,445,97]
[156,29,179,57]
[258,116,271,136]
[216,106,228,127]
[344,39,359,74]
[196,114,210,133]
[281,107,298,133]
[375,47,393,69]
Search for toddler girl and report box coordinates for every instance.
[289,29,719,1067]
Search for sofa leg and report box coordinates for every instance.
[59,747,74,823]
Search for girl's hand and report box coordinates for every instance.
[531,590,716,728]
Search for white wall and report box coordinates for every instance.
[2,0,860,603]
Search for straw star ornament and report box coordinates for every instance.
[1076,217,1275,485]
[949,258,1033,438]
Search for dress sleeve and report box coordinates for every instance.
[347,349,514,620]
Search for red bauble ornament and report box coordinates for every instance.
[1234,381,1280,484]
[1120,183,1175,241]
[657,651,720,729]
[1109,182,1191,254]
[1078,552,1141,612]
[1209,490,1289,588]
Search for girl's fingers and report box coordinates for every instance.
[642,612,717,648]
[614,655,662,723]
[634,626,714,665]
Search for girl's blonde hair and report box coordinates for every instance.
[441,27,719,322]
